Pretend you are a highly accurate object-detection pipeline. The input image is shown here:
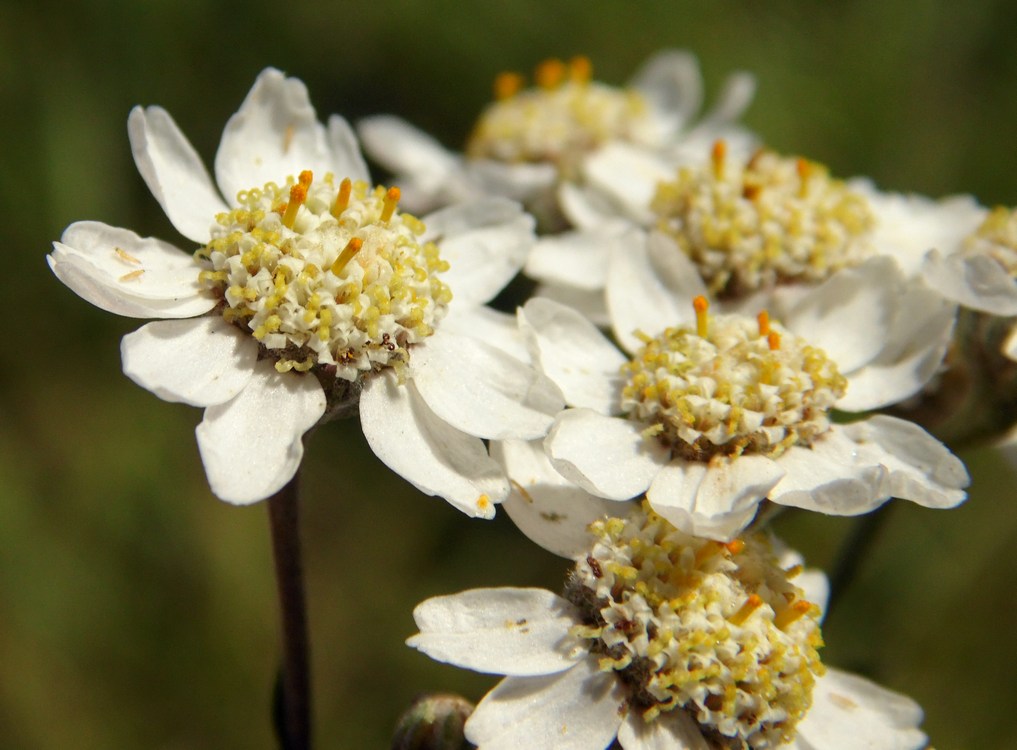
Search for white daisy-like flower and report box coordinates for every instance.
[47,68,564,516]
[408,503,928,749]
[519,231,967,540]
[921,204,1017,360]
[528,141,986,323]
[356,51,755,221]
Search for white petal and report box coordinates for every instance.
[467,159,557,204]
[768,431,888,515]
[531,283,612,328]
[195,361,325,504]
[439,306,530,363]
[519,298,626,414]
[356,115,459,182]
[325,114,370,184]
[647,456,783,541]
[921,248,1017,315]
[796,669,927,750]
[841,415,968,508]
[695,71,756,129]
[121,317,257,406]
[127,106,227,244]
[787,257,900,374]
[423,200,534,309]
[525,231,611,291]
[630,49,703,130]
[465,658,625,750]
[607,231,689,354]
[359,371,508,518]
[214,68,333,203]
[619,709,708,750]
[582,144,672,223]
[493,440,630,558]
[49,221,215,318]
[545,410,668,500]
[836,284,955,411]
[408,587,582,676]
[559,180,626,230]
[411,330,564,440]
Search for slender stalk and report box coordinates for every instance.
[268,474,311,750]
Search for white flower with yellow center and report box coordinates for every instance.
[519,231,967,539]
[408,504,928,750]
[47,68,564,514]
[356,51,756,220]
[528,142,985,324]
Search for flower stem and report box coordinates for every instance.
[825,503,893,619]
[268,474,312,750]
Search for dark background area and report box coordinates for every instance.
[2,2,1016,747]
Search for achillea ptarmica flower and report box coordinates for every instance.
[356,51,756,219]
[48,68,562,514]
[408,504,928,749]
[521,234,967,539]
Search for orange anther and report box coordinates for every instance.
[569,55,592,82]
[693,295,709,338]
[724,539,745,556]
[298,170,314,187]
[774,600,814,629]
[282,182,307,229]
[767,331,781,351]
[331,177,352,218]
[535,58,566,89]
[494,71,524,100]
[757,310,770,337]
[380,186,401,223]
[711,139,727,177]
[331,237,364,275]
[729,594,763,626]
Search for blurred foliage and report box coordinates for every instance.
[2,1,1017,747]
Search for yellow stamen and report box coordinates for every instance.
[569,55,592,83]
[728,594,763,626]
[331,237,364,275]
[118,269,144,282]
[114,247,141,265]
[693,541,723,566]
[380,186,400,223]
[282,182,307,229]
[494,71,524,100]
[774,600,814,629]
[767,331,781,351]
[757,310,770,337]
[796,158,811,197]
[534,57,566,89]
[693,295,709,338]
[711,139,727,178]
[331,177,352,218]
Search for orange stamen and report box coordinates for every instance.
[711,139,727,178]
[796,158,811,197]
[380,186,400,223]
[330,237,364,275]
[298,170,314,188]
[282,182,307,229]
[693,295,709,338]
[774,600,814,629]
[729,594,763,626]
[569,55,592,83]
[494,71,524,100]
[331,177,352,218]
[767,331,781,351]
[757,310,770,337]
[535,58,566,89]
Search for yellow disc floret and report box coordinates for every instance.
[652,146,875,298]
[466,56,652,173]
[565,503,824,748]
[621,298,847,460]
[964,205,1017,276]
[196,171,451,381]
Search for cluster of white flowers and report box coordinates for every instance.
[50,52,1016,748]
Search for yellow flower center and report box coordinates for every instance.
[196,171,451,381]
[964,205,1017,275]
[466,56,651,172]
[621,298,846,460]
[652,144,875,298]
[567,503,823,748]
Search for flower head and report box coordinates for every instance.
[408,505,928,749]
[48,68,562,513]
[520,232,967,539]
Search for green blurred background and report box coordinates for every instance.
[3,1,1017,747]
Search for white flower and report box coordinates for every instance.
[408,505,928,750]
[519,231,967,540]
[356,51,755,220]
[47,68,564,515]
[528,143,987,324]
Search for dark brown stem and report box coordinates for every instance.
[268,474,311,750]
